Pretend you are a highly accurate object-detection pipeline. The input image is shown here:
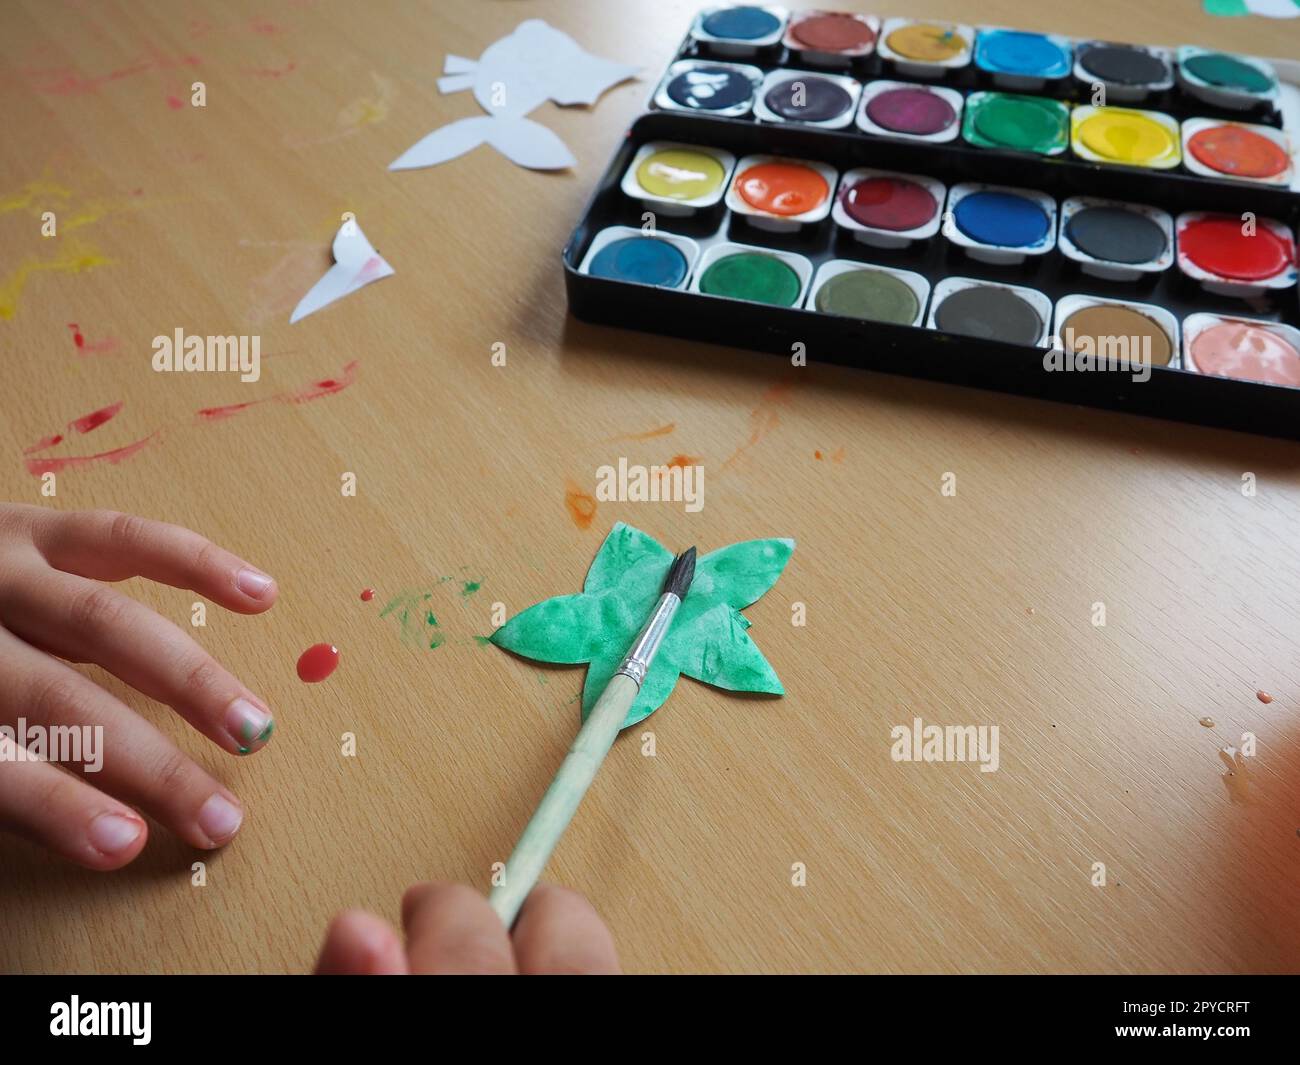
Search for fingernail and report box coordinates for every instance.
[236,567,274,599]
[197,794,243,845]
[226,697,274,753]
[88,812,144,856]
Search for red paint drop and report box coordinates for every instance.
[68,322,85,348]
[297,643,339,682]
[360,588,375,602]
[167,94,184,109]
[1257,690,1273,704]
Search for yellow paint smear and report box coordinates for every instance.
[0,244,109,320]
[0,177,129,234]
[337,73,397,133]
[0,179,77,215]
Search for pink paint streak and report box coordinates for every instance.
[23,434,63,456]
[197,400,262,422]
[22,52,199,96]
[166,94,184,109]
[25,431,162,476]
[67,323,119,355]
[70,401,124,434]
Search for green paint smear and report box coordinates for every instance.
[473,635,493,646]
[815,269,918,324]
[379,575,485,651]
[381,590,442,648]
[1202,0,1248,14]
[490,522,793,729]
[699,253,801,307]
[965,93,1067,153]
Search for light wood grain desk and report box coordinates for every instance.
[1,0,1299,974]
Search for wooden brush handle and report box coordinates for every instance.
[488,673,638,928]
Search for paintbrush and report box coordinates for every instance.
[488,546,697,927]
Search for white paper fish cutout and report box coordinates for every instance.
[390,19,639,172]
[290,220,395,324]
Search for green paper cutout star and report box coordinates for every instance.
[489,522,794,729]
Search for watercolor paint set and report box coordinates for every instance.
[563,7,1300,439]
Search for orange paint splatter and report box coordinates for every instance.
[666,454,701,468]
[723,380,796,469]
[1257,691,1273,704]
[607,422,676,442]
[814,450,823,460]
[1219,746,1251,804]
[565,481,597,530]
[25,431,162,476]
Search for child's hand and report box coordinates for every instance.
[315,882,621,974]
[0,504,277,870]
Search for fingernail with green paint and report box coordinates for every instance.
[226,697,274,755]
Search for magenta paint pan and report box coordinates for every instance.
[856,81,963,143]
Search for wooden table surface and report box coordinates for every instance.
[2,0,1300,975]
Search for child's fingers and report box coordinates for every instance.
[401,882,517,974]
[0,733,148,870]
[314,910,408,975]
[2,568,274,756]
[511,884,621,974]
[31,509,277,614]
[0,630,245,851]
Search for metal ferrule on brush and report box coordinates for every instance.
[615,593,680,688]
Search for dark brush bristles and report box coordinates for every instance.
[663,547,696,600]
